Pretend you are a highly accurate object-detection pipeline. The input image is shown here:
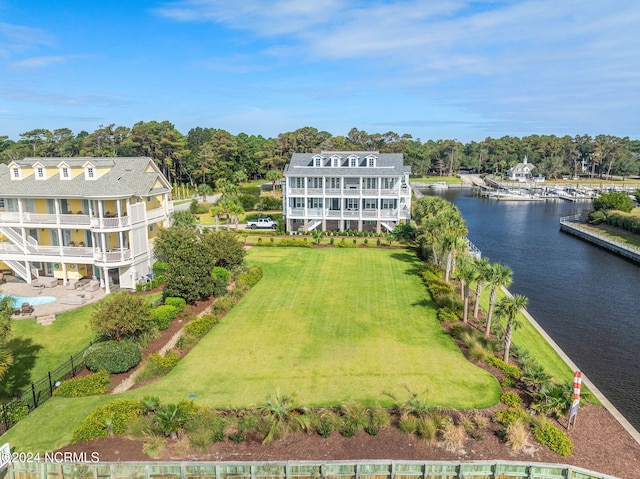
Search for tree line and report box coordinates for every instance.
[2,123,640,186]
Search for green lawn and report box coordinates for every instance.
[138,248,500,409]
[0,292,163,401]
[2,248,501,451]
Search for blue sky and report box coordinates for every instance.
[1,0,639,142]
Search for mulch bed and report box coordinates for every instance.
[60,405,640,479]
[58,283,640,478]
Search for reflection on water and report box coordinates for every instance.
[428,188,640,430]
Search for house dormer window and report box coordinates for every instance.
[36,166,45,180]
[60,167,70,180]
[12,167,20,179]
[88,167,94,178]
[350,158,357,167]
[84,166,96,180]
[314,157,321,167]
[368,157,375,167]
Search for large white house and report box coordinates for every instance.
[507,156,537,182]
[0,157,173,292]
[283,151,411,233]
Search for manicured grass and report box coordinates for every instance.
[3,248,501,451]
[0,292,163,401]
[412,176,463,185]
[138,248,500,409]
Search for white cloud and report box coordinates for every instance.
[0,22,54,57]
[10,54,89,69]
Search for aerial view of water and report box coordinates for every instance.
[427,188,639,431]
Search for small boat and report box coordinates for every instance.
[429,182,449,190]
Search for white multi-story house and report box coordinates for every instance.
[283,151,411,233]
[0,157,173,292]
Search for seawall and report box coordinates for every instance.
[559,216,640,264]
[501,287,640,444]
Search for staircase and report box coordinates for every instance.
[0,226,40,281]
[36,314,57,326]
[1,260,31,282]
[381,221,396,232]
[307,220,321,231]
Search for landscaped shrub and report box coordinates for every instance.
[312,410,338,438]
[150,305,179,330]
[276,238,313,248]
[90,292,154,342]
[256,196,282,210]
[494,407,527,427]
[84,340,142,373]
[236,265,263,288]
[238,194,257,210]
[137,351,180,382]
[72,399,144,442]
[500,391,523,408]
[164,297,186,310]
[54,370,110,397]
[437,308,459,322]
[178,314,219,349]
[365,408,391,436]
[335,238,357,248]
[506,420,530,452]
[1,402,29,424]
[211,266,230,297]
[486,355,522,378]
[339,400,368,437]
[449,323,473,340]
[533,422,574,456]
[211,296,236,317]
[153,261,169,276]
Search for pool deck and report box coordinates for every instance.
[1,275,109,319]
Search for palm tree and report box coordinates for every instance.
[197,183,213,201]
[485,263,513,337]
[472,257,490,321]
[258,391,309,444]
[456,261,477,323]
[266,170,281,197]
[495,294,528,363]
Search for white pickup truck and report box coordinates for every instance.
[246,217,278,229]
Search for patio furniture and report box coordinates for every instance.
[21,303,34,316]
[39,277,59,288]
[85,280,100,292]
[65,280,79,290]
[60,295,85,305]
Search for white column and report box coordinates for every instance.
[103,266,110,294]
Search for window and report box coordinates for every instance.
[36,167,44,179]
[61,167,69,179]
[0,198,4,208]
[330,198,340,210]
[368,157,375,167]
[382,178,395,189]
[12,167,19,179]
[314,157,321,167]
[381,199,397,209]
[87,167,94,178]
[292,198,304,208]
[363,199,377,209]
[332,157,339,167]
[328,177,340,189]
[350,158,357,167]
[308,198,323,209]
[345,198,359,210]
[363,178,377,189]
[149,225,154,232]
[309,177,322,189]
[294,177,304,189]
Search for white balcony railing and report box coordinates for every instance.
[324,188,340,195]
[147,207,166,222]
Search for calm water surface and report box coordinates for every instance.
[430,188,639,430]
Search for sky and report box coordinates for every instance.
[1,0,639,143]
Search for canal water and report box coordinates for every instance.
[428,188,639,430]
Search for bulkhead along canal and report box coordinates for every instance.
[427,188,639,430]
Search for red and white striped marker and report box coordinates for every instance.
[572,371,582,406]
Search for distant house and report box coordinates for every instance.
[507,156,537,182]
[282,151,411,233]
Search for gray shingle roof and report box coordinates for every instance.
[285,151,410,176]
[0,157,170,199]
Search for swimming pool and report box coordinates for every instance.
[0,294,57,308]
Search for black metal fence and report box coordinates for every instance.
[0,345,89,435]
